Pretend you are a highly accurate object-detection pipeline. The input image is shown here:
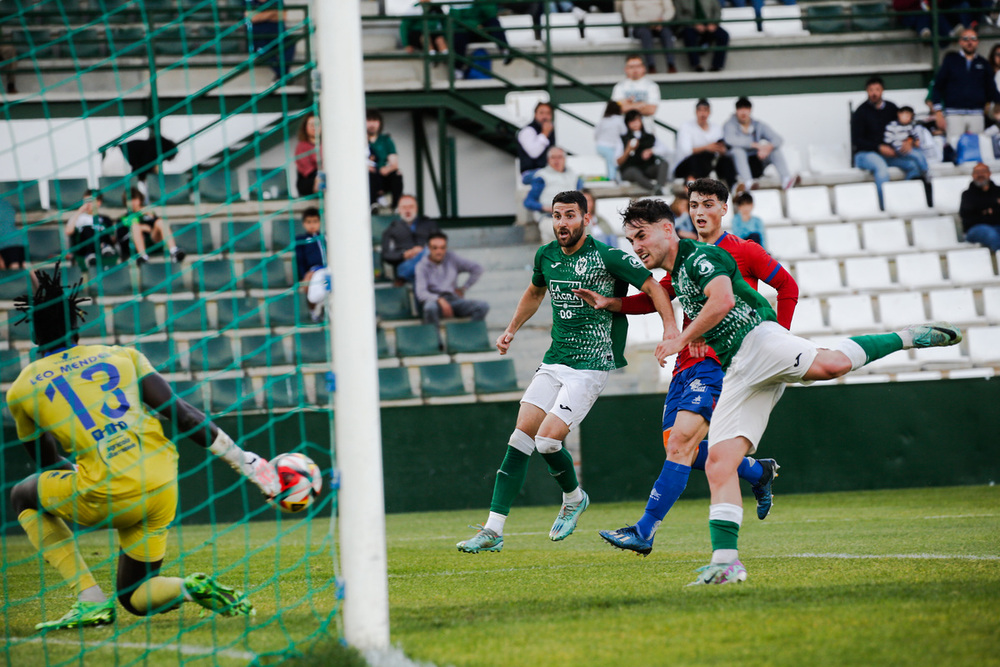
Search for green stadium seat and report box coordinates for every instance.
[265,291,314,327]
[243,256,290,290]
[67,27,106,58]
[373,249,387,283]
[804,5,850,33]
[27,228,64,261]
[0,270,32,302]
[852,3,892,30]
[7,316,32,342]
[112,301,159,336]
[225,221,265,254]
[140,262,186,296]
[204,23,247,55]
[377,327,391,359]
[474,359,519,394]
[445,320,491,354]
[14,29,56,60]
[193,259,236,292]
[1,348,23,383]
[147,173,192,206]
[209,377,257,412]
[217,297,264,330]
[379,366,414,401]
[271,218,295,250]
[0,181,42,212]
[172,380,208,412]
[49,179,91,211]
[371,215,393,246]
[110,27,148,57]
[375,286,414,321]
[98,176,128,208]
[165,299,209,332]
[77,303,107,339]
[240,334,289,367]
[135,339,178,374]
[248,169,289,201]
[313,372,333,405]
[188,336,235,371]
[152,26,195,56]
[88,262,137,297]
[294,330,329,364]
[419,363,466,397]
[194,165,238,204]
[395,324,441,357]
[172,221,216,255]
[261,374,300,409]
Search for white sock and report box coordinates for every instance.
[78,585,107,603]
[484,511,506,535]
[711,548,739,565]
[835,338,868,371]
[896,328,915,348]
[563,486,583,505]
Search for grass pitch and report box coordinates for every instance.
[2,485,998,666]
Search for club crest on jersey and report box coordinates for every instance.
[695,255,714,277]
[575,257,589,275]
[549,280,583,308]
[627,254,644,270]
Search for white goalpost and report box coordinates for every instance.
[315,0,391,650]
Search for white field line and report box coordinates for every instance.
[6,636,256,661]
[787,553,1000,561]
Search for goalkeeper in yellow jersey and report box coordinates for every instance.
[7,264,280,631]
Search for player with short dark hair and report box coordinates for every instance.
[577,178,798,556]
[610,184,960,584]
[457,190,678,553]
[7,264,279,630]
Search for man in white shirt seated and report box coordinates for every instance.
[673,98,736,189]
[517,102,556,180]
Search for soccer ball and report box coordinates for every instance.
[270,452,322,513]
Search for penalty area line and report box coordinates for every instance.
[9,636,257,661]
[784,552,1000,561]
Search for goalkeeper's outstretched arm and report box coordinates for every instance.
[140,373,279,498]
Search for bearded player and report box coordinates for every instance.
[7,264,279,630]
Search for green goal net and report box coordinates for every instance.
[0,1,348,664]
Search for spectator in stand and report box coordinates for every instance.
[893,0,957,45]
[518,101,555,179]
[524,147,584,242]
[611,55,661,132]
[960,162,1000,252]
[120,188,185,264]
[723,96,799,193]
[246,0,297,82]
[400,0,448,56]
[293,207,329,321]
[932,29,1000,152]
[0,199,25,270]
[670,190,697,239]
[720,0,796,31]
[594,101,626,182]
[731,191,766,247]
[415,232,489,326]
[622,0,678,74]
[367,108,404,210]
[101,135,179,202]
[294,112,320,197]
[884,105,931,176]
[673,98,736,188]
[1,32,16,94]
[990,43,1000,95]
[64,192,118,268]
[617,109,671,194]
[381,194,440,284]
[674,0,729,72]
[851,76,929,210]
[450,2,511,78]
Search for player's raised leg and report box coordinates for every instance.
[536,412,589,542]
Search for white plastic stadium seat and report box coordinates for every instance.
[814,223,862,258]
[931,175,972,215]
[827,294,876,332]
[832,183,886,221]
[883,180,933,218]
[566,154,608,181]
[541,12,582,44]
[584,13,632,46]
[928,287,984,325]
[788,297,829,336]
[793,259,845,295]
[748,189,789,226]
[982,286,1000,323]
[914,343,970,369]
[498,15,540,48]
[896,251,946,288]
[720,6,761,38]
[786,186,838,224]
[596,197,631,231]
[911,216,963,251]
[762,4,808,36]
[877,292,926,328]
[967,326,1000,363]
[807,144,865,183]
[767,226,814,261]
[979,134,1000,167]
[946,247,999,284]
[504,89,549,125]
[861,219,911,254]
[845,256,894,291]
[385,0,421,15]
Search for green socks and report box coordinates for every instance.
[709,519,740,552]
[489,446,531,516]
[540,447,579,494]
[849,332,903,364]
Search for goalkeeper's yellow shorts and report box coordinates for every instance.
[38,470,178,563]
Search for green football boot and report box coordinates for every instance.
[457,526,503,553]
[183,573,254,617]
[35,599,115,631]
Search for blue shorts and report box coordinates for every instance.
[661,359,724,431]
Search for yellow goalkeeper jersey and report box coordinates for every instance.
[7,344,178,497]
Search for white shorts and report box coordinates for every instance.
[708,321,820,453]
[520,363,609,430]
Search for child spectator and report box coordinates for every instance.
[64,191,118,268]
[670,191,697,240]
[883,106,922,157]
[0,199,25,269]
[732,191,766,247]
[367,108,404,210]
[294,112,320,197]
[294,207,328,322]
[120,189,185,264]
[594,101,626,182]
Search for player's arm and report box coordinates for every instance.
[140,373,279,498]
[656,275,734,363]
[497,283,546,355]
[21,433,75,473]
[746,242,799,329]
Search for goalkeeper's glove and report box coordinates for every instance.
[209,431,280,498]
